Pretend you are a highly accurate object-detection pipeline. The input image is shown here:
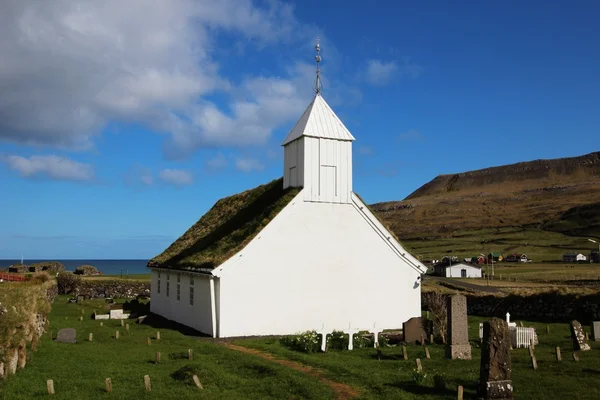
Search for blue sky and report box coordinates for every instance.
[1,0,599,259]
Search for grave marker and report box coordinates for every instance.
[446,295,471,360]
[478,318,513,399]
[126,324,129,331]
[593,321,600,341]
[156,331,161,340]
[115,330,119,340]
[425,346,431,359]
[555,347,562,361]
[403,317,426,344]
[402,345,408,360]
[88,333,93,342]
[56,328,77,344]
[570,320,591,351]
[147,337,151,346]
[192,375,203,389]
[530,355,538,370]
[458,385,464,400]
[415,358,422,373]
[121,320,124,327]
[188,349,193,360]
[156,352,161,363]
[573,352,579,362]
[105,378,112,393]
[47,379,55,395]
[144,375,151,392]
[546,326,550,334]
[100,322,103,327]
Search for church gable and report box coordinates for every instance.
[147,178,300,271]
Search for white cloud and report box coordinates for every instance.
[205,153,228,170]
[235,157,264,172]
[0,0,307,154]
[366,60,398,86]
[364,57,422,86]
[399,129,424,141]
[159,168,193,186]
[1,154,94,181]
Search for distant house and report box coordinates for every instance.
[434,263,482,278]
[505,254,521,263]
[520,254,529,262]
[470,255,486,264]
[562,253,587,262]
[487,252,503,262]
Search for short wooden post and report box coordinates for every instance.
[402,345,408,360]
[415,358,422,373]
[420,334,425,345]
[47,379,55,395]
[115,330,119,340]
[531,355,538,370]
[121,320,124,327]
[555,346,562,361]
[426,311,429,319]
[156,331,160,340]
[585,332,590,341]
[573,352,579,362]
[147,337,151,346]
[528,345,534,357]
[156,352,161,363]
[100,322,103,327]
[530,338,535,350]
[457,385,464,400]
[144,375,151,392]
[519,321,524,327]
[105,378,112,393]
[192,375,203,389]
[88,333,93,342]
[188,349,193,360]
[546,325,550,334]
[126,324,129,331]
[79,316,83,322]
[429,334,434,344]
[425,346,431,359]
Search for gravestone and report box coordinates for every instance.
[56,328,77,344]
[445,295,471,360]
[403,317,425,344]
[593,321,600,341]
[478,318,513,399]
[570,320,591,351]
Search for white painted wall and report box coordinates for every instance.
[283,137,304,189]
[150,270,214,335]
[300,137,352,203]
[444,263,482,278]
[213,190,424,338]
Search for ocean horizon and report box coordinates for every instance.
[0,259,149,275]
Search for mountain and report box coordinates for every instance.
[371,151,600,261]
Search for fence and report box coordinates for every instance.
[0,273,26,282]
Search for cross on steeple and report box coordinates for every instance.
[314,37,322,95]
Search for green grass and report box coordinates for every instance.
[3,297,600,399]
[402,226,597,263]
[234,316,600,399]
[0,296,333,399]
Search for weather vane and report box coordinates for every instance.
[314,37,322,95]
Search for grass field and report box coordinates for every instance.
[402,227,598,263]
[2,296,600,399]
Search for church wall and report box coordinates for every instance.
[150,269,214,336]
[283,137,304,189]
[302,137,352,204]
[215,190,422,338]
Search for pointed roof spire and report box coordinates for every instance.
[314,37,322,95]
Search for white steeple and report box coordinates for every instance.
[282,39,355,204]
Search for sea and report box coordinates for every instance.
[0,259,149,275]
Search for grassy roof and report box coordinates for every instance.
[148,178,300,271]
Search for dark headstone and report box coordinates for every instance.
[570,320,591,351]
[403,317,425,344]
[445,295,472,359]
[478,318,513,399]
[56,328,77,344]
[76,294,86,302]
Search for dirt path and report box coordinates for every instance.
[221,343,360,399]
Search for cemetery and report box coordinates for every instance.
[1,292,600,399]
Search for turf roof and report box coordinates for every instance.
[147,178,300,271]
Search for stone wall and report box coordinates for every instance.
[0,281,55,379]
[423,291,600,323]
[77,280,150,299]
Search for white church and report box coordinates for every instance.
[147,42,427,341]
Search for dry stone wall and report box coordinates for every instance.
[77,280,150,299]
